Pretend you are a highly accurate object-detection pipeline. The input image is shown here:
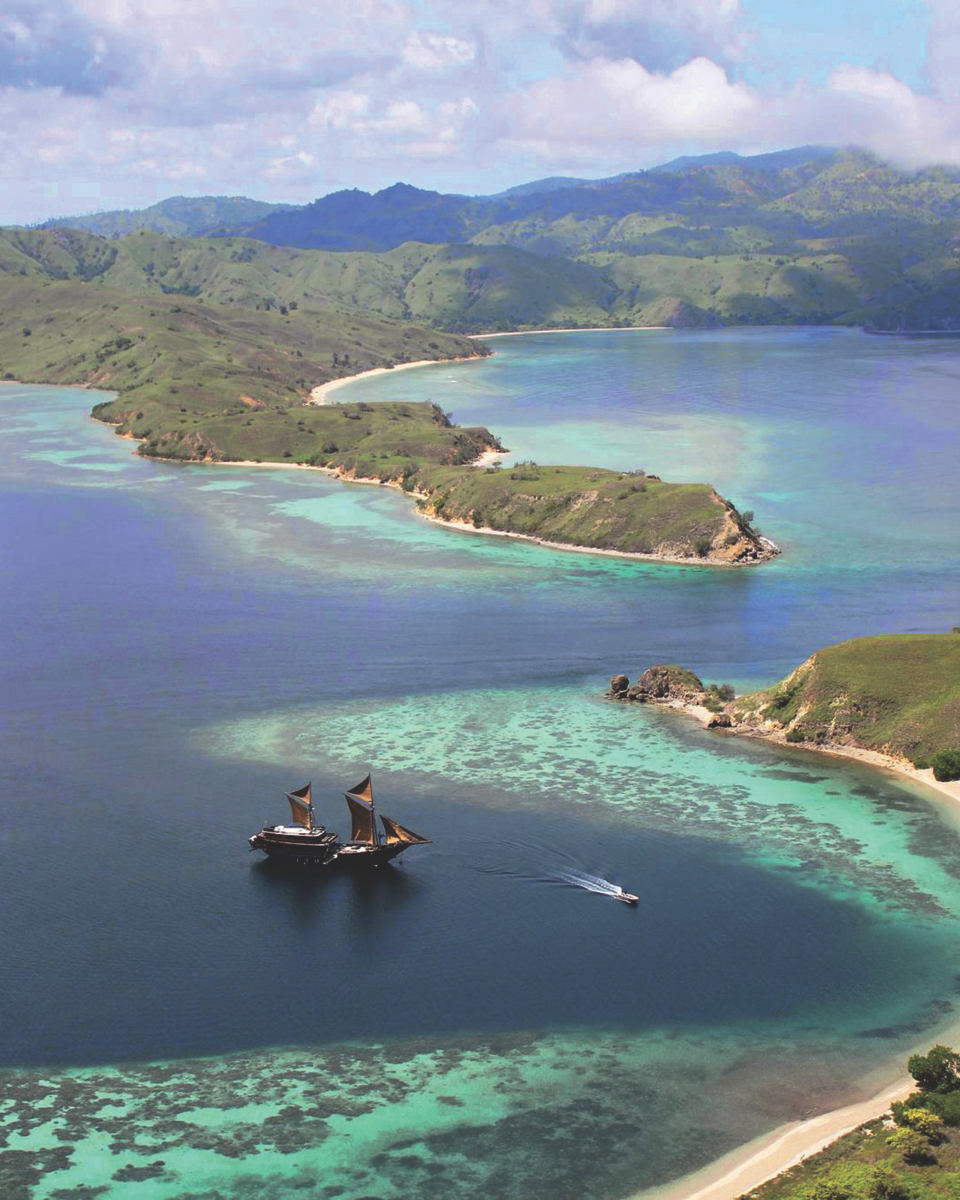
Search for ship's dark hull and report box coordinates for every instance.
[248,831,338,864]
[249,830,409,867]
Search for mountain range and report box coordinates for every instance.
[15,145,960,331]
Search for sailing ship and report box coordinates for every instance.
[248,774,431,866]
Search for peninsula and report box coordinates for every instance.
[608,633,960,789]
[0,275,776,565]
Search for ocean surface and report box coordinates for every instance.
[1,327,960,1199]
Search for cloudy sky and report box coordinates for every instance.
[2,0,959,223]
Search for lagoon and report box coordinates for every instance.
[1,327,960,1198]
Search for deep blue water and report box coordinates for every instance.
[1,329,960,1197]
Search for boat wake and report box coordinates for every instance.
[450,837,638,903]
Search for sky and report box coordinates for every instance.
[2,0,959,223]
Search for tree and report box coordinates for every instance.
[907,1043,960,1092]
[932,749,960,782]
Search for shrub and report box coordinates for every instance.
[786,728,806,743]
[694,536,712,557]
[864,1166,908,1199]
[886,1126,934,1162]
[912,756,931,770]
[932,749,960,782]
[901,1088,960,1126]
[807,1180,852,1200]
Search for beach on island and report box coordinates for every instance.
[652,696,960,812]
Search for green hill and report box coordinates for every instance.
[732,634,960,762]
[408,462,773,563]
[0,276,487,462]
[4,221,955,333]
[15,146,960,334]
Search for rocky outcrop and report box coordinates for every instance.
[607,665,707,704]
[709,507,780,564]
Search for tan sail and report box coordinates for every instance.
[380,814,432,845]
[344,792,377,843]
[285,782,313,829]
[348,774,374,805]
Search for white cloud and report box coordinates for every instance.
[2,0,960,223]
[401,32,474,70]
[503,55,762,157]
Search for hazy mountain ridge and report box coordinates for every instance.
[3,218,958,332]
[14,146,960,330]
[38,196,294,239]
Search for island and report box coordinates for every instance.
[607,633,960,782]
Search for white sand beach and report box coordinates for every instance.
[309,353,485,404]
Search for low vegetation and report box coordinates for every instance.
[744,1045,960,1199]
[731,634,960,764]
[408,461,771,562]
[0,276,490,463]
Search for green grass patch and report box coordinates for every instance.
[740,635,960,761]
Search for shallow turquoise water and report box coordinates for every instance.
[1,329,959,1198]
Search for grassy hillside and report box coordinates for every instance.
[0,277,488,463]
[732,634,960,762]
[0,273,775,563]
[407,462,773,563]
[0,229,617,332]
[4,213,959,332]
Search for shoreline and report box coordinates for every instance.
[641,1075,914,1200]
[417,511,778,568]
[627,695,960,1198]
[475,325,669,338]
[123,441,773,569]
[309,352,487,405]
[653,695,960,809]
